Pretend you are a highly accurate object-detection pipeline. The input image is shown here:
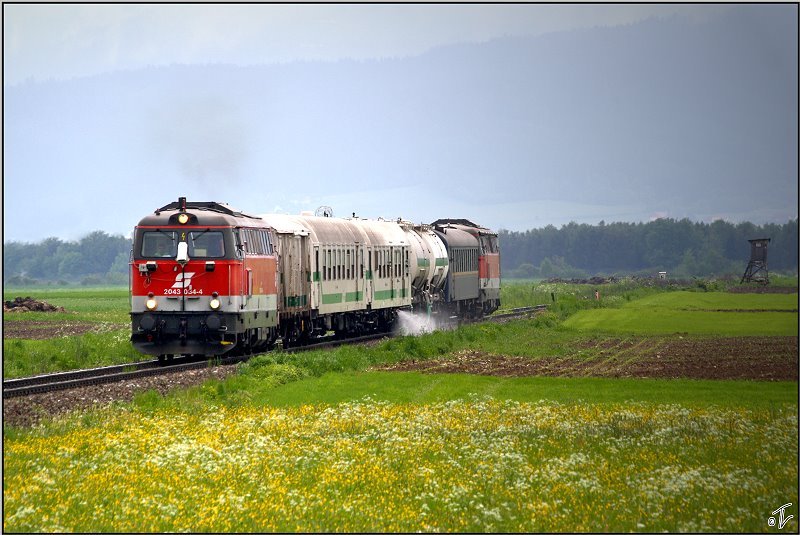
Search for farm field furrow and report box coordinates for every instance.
[377,336,798,381]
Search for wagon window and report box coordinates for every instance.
[395,249,400,278]
[326,249,331,281]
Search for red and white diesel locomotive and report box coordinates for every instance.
[130,198,500,359]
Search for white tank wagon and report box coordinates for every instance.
[399,221,450,312]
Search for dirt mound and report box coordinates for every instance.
[4,297,66,313]
[374,336,798,381]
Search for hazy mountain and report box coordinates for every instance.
[4,6,797,242]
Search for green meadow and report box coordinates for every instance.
[3,287,138,378]
[563,291,798,336]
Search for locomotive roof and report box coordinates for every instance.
[431,218,481,228]
[137,199,263,227]
[431,218,496,236]
[432,225,480,248]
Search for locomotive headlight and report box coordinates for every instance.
[209,291,221,310]
[145,292,158,311]
[178,213,189,224]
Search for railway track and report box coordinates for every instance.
[2,355,246,399]
[2,332,388,399]
[485,305,547,322]
[3,306,545,399]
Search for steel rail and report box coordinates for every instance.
[5,358,169,390]
[2,355,248,399]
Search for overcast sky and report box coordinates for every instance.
[4,4,731,86]
[3,4,797,242]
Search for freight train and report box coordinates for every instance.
[130,198,500,359]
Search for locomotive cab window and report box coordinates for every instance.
[189,231,225,258]
[141,231,177,258]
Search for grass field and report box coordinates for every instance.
[3,287,131,324]
[563,291,798,336]
[2,287,138,378]
[3,281,798,532]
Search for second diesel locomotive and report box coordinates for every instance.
[130,198,500,358]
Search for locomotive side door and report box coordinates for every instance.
[234,228,248,308]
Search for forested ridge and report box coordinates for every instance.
[2,218,798,285]
[499,218,797,278]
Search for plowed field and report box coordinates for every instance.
[374,336,798,381]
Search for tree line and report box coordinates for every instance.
[499,218,798,279]
[4,231,131,286]
[2,218,798,285]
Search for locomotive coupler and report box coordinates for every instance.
[179,317,188,346]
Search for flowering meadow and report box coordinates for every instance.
[4,397,797,532]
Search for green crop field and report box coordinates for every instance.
[3,280,798,532]
[563,291,798,336]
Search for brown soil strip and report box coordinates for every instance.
[727,286,798,294]
[373,336,798,382]
[3,321,101,340]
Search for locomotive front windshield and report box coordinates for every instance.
[140,230,226,259]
